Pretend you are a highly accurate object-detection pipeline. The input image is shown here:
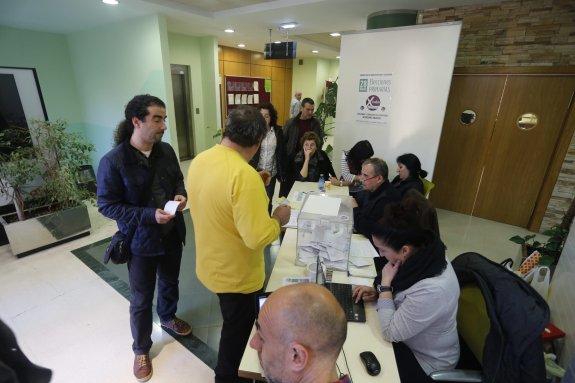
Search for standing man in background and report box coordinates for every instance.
[97,94,191,382]
[281,97,324,197]
[289,90,302,117]
[188,105,291,383]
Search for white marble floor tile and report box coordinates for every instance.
[0,204,213,383]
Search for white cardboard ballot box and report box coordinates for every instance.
[296,193,354,272]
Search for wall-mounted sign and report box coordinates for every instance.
[356,73,392,126]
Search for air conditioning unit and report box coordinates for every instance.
[264,41,297,60]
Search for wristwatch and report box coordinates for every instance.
[376,285,393,293]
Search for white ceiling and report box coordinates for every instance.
[0,0,498,59]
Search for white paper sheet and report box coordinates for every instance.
[301,195,340,216]
[254,94,259,104]
[247,94,253,104]
[350,238,379,258]
[282,210,300,228]
[163,200,180,215]
[227,94,234,105]
[235,94,241,104]
[253,81,259,91]
[282,276,311,286]
[348,276,375,286]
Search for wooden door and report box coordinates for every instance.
[474,76,575,227]
[432,73,575,228]
[431,75,506,214]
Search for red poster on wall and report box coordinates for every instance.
[224,76,270,117]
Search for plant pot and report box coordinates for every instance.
[0,204,91,257]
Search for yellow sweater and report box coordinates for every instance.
[187,144,281,293]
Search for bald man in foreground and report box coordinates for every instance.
[249,284,350,383]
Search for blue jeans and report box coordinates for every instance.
[127,229,183,354]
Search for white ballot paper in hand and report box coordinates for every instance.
[164,200,180,215]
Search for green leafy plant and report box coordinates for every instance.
[510,224,570,266]
[510,196,574,266]
[314,78,338,154]
[0,119,95,222]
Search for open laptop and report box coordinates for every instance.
[316,257,366,322]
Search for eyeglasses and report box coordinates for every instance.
[361,173,379,182]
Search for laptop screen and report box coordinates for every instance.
[255,291,272,315]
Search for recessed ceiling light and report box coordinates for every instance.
[224,28,235,33]
[330,32,341,37]
[280,22,297,29]
[336,56,341,59]
[274,41,282,44]
[312,50,319,53]
[102,0,119,4]
[237,43,246,48]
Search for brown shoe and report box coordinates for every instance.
[160,317,192,336]
[133,354,152,382]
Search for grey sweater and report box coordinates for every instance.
[376,260,460,375]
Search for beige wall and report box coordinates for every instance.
[218,46,293,128]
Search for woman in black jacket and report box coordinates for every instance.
[293,131,336,182]
[391,153,427,197]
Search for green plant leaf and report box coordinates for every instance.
[539,255,555,266]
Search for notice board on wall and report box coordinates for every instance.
[224,76,270,116]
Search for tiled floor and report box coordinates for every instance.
[0,200,541,383]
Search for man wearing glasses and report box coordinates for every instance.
[352,158,401,239]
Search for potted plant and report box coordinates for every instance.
[0,119,95,257]
[509,198,575,266]
[314,78,338,155]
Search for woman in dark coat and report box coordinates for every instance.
[249,103,286,213]
[391,153,427,196]
[293,131,336,182]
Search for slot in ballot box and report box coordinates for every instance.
[296,194,354,272]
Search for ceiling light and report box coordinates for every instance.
[330,32,341,37]
[237,43,246,48]
[280,22,297,29]
[102,0,119,4]
[312,50,319,53]
[224,28,234,33]
[274,41,282,44]
[336,56,341,59]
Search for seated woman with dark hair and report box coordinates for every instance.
[329,140,374,187]
[293,131,336,182]
[352,201,459,383]
[391,153,428,196]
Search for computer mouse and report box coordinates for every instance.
[359,351,381,376]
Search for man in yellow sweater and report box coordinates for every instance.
[187,105,291,383]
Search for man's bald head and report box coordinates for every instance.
[264,283,346,358]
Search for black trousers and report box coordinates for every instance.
[214,290,261,383]
[128,229,183,355]
[264,176,277,215]
[392,341,433,383]
[278,178,294,198]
